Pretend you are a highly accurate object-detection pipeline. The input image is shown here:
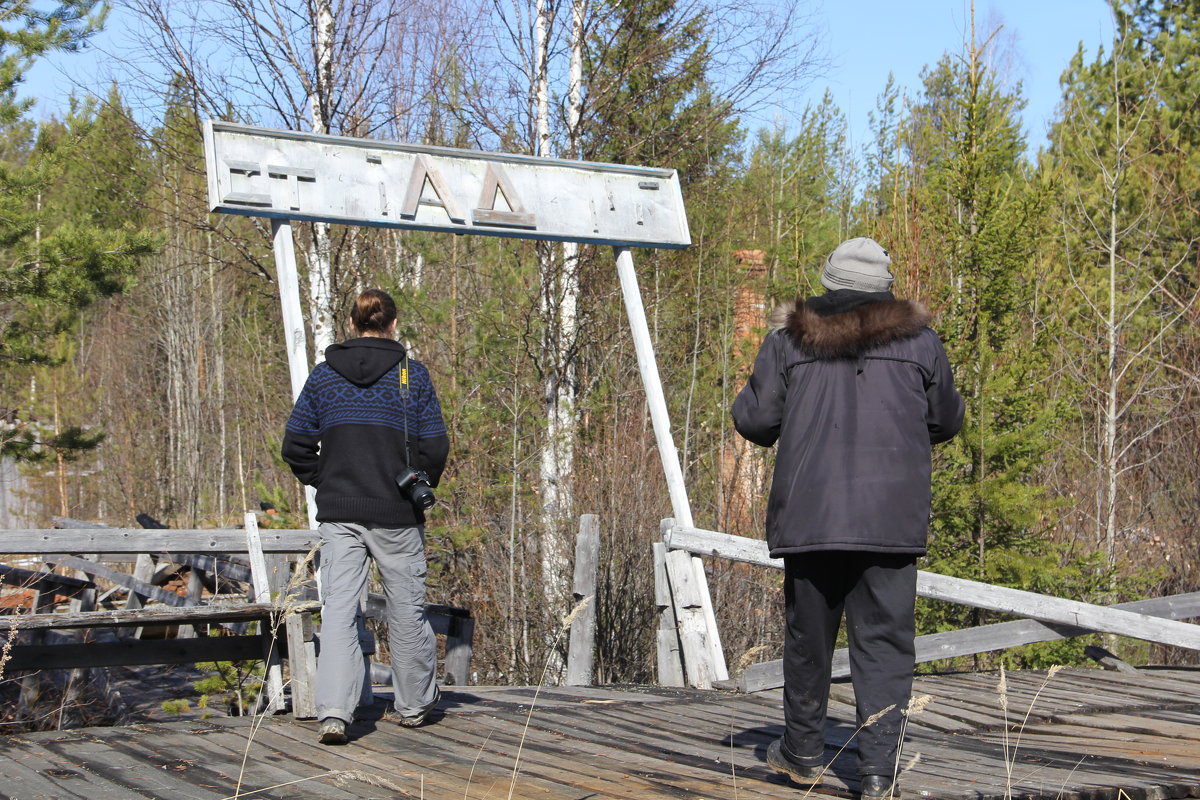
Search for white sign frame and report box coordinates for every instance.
[203,120,725,683]
[204,121,691,249]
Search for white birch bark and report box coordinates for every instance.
[534,0,571,614]
[306,0,336,363]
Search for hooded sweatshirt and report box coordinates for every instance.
[282,337,450,526]
[731,290,963,556]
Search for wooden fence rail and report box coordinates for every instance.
[658,522,1200,691]
[0,518,475,716]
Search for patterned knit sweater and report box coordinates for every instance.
[282,337,449,526]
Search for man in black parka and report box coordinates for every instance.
[732,237,963,799]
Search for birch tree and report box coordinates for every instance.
[1050,9,1199,578]
[127,0,466,359]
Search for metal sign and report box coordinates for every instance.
[203,120,691,249]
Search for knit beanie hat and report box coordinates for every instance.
[820,237,894,293]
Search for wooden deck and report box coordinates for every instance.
[1,666,1197,800]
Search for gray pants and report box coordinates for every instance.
[316,521,438,723]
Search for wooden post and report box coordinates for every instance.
[653,531,685,687]
[176,566,206,639]
[17,571,58,718]
[125,553,156,640]
[271,552,318,719]
[657,519,718,690]
[565,514,600,686]
[60,558,99,728]
[244,512,287,715]
[443,615,475,686]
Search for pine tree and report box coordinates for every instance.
[884,23,1066,647]
[0,3,155,462]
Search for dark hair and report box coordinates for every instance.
[351,289,397,334]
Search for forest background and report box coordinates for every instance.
[1,0,1198,689]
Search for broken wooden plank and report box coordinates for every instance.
[47,555,188,608]
[0,563,93,597]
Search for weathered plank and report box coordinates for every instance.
[163,551,254,584]
[653,537,685,688]
[0,735,157,799]
[740,593,1200,693]
[0,602,286,631]
[663,547,719,689]
[565,513,600,686]
[916,573,1200,650]
[244,511,287,715]
[34,731,232,799]
[444,613,475,687]
[0,527,318,554]
[503,701,849,800]
[3,634,270,671]
[231,717,512,800]
[86,723,364,800]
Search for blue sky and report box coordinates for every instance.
[22,0,1114,154]
[784,0,1114,152]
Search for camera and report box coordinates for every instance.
[395,467,436,509]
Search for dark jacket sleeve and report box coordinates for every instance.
[731,330,788,447]
[417,435,450,487]
[412,363,450,486]
[925,332,965,445]
[282,374,321,486]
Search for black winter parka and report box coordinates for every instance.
[731,291,964,557]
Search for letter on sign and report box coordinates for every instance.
[400,155,466,224]
[473,163,536,229]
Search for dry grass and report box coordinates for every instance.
[998,664,1067,799]
[232,543,325,794]
[0,611,19,684]
[504,595,593,800]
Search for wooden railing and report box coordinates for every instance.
[656,521,1200,691]
[0,513,474,719]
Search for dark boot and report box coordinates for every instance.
[860,774,899,799]
[766,739,823,785]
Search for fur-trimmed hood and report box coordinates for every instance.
[769,292,931,360]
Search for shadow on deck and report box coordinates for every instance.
[1,666,1198,800]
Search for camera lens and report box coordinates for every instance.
[410,483,436,509]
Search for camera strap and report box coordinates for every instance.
[398,351,416,469]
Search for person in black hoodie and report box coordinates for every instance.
[732,238,963,799]
[283,288,450,744]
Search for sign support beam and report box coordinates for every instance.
[614,246,727,683]
[271,219,318,529]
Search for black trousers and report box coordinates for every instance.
[781,551,917,777]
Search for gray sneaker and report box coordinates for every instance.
[399,686,441,728]
[317,717,347,745]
